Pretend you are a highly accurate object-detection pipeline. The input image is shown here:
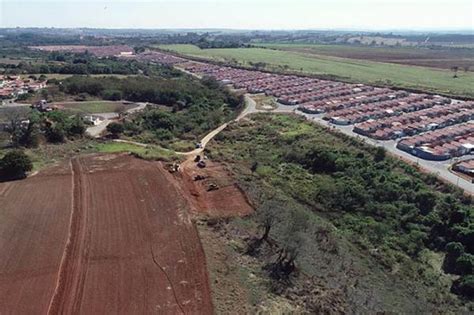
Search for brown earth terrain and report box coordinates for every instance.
[0,154,215,314]
[274,46,474,70]
[0,163,72,314]
[178,158,254,218]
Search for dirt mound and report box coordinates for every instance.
[179,159,253,218]
[0,154,213,314]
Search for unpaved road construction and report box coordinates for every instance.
[0,154,213,314]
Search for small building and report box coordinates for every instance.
[454,160,474,176]
[83,115,104,126]
[31,100,52,112]
[413,146,451,161]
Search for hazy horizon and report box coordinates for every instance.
[1,0,473,31]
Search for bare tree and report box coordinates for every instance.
[4,107,26,144]
[246,199,285,255]
[451,66,459,78]
[268,207,309,279]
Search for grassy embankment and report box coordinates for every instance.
[158,44,474,98]
[13,141,178,172]
[94,142,179,161]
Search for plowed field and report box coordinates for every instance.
[0,154,213,314]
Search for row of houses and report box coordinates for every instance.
[179,62,399,109]
[133,51,186,65]
[397,123,474,160]
[0,75,47,99]
[170,57,474,162]
[354,101,474,140]
[299,89,409,115]
[454,159,474,177]
[324,95,451,125]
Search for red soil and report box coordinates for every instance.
[0,154,213,314]
[179,159,253,218]
[0,164,71,314]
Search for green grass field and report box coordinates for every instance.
[258,43,474,71]
[159,44,474,98]
[58,101,130,114]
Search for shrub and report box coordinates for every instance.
[103,89,122,101]
[451,275,474,299]
[0,150,33,179]
[443,242,465,274]
[67,116,86,137]
[106,122,124,137]
[455,253,474,275]
[374,147,386,162]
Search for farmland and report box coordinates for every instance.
[158,44,474,98]
[0,163,72,314]
[259,43,474,71]
[0,154,213,313]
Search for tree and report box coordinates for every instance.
[106,122,124,138]
[0,150,33,179]
[142,110,174,131]
[40,89,49,100]
[67,115,86,137]
[415,190,437,215]
[455,253,474,275]
[134,46,146,54]
[246,199,284,255]
[269,207,309,279]
[4,107,25,141]
[45,124,65,143]
[15,117,40,148]
[305,146,337,173]
[374,147,386,162]
[451,66,459,78]
[451,275,474,298]
[443,242,465,274]
[103,89,122,101]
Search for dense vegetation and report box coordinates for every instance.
[119,78,242,145]
[1,52,181,77]
[208,114,473,306]
[5,109,86,148]
[55,75,243,145]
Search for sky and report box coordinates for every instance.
[0,0,473,31]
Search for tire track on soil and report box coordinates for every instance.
[47,157,90,315]
[149,245,185,314]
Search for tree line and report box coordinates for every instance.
[5,109,86,148]
[1,53,182,77]
[58,75,243,142]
